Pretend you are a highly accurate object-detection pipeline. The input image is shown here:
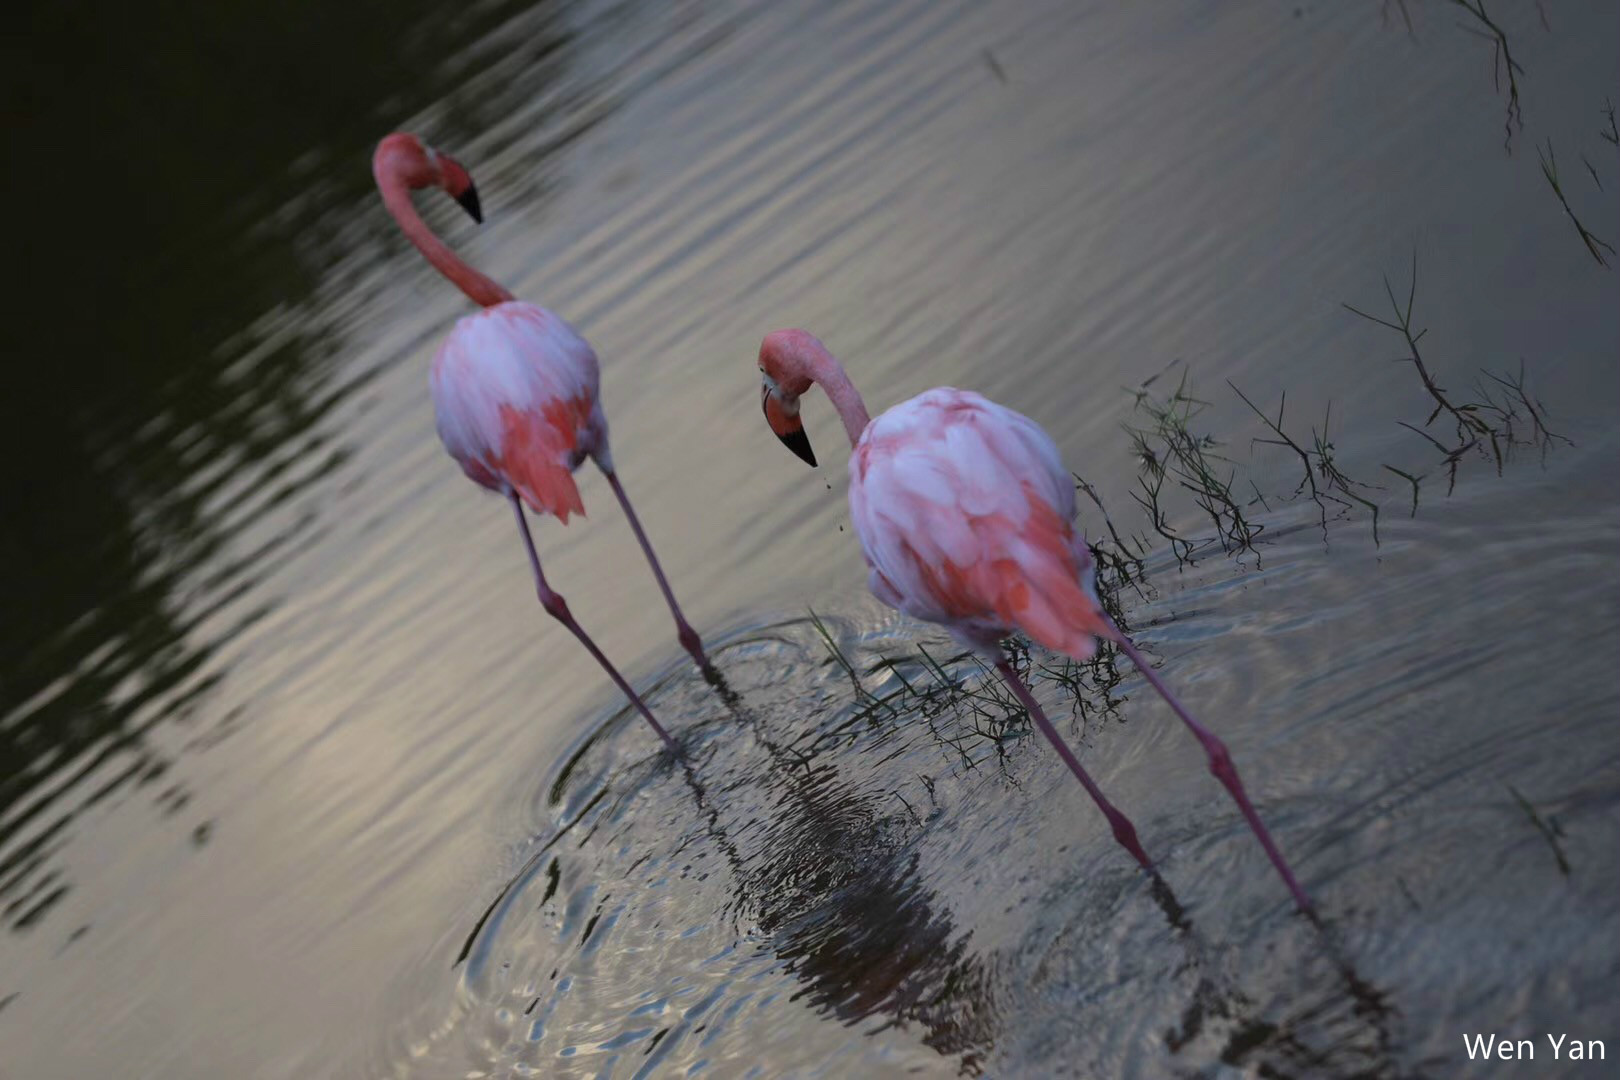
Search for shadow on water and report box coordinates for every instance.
[681,666,1000,1069]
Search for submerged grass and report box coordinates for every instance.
[1229,384,1383,545]
[1445,0,1526,151]
[1344,253,1571,497]
[1384,5,1619,265]
[1505,783,1571,876]
[1537,139,1616,267]
[800,611,1133,774]
[1125,367,1262,564]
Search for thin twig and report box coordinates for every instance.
[1348,254,1569,493]
[1506,783,1571,876]
[1539,139,1615,267]
[1383,465,1424,517]
[1446,0,1524,151]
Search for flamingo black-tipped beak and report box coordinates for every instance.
[455,184,483,224]
[778,427,817,467]
[763,385,817,466]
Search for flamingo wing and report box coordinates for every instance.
[430,302,605,521]
[848,388,1110,659]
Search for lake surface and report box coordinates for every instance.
[4,1,1618,1076]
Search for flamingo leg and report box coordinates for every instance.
[509,495,677,751]
[1110,632,1313,914]
[994,656,1153,872]
[599,467,709,670]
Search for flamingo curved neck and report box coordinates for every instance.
[375,165,512,309]
[807,351,871,448]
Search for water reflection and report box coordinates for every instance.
[691,674,998,1071]
[450,620,1003,1072]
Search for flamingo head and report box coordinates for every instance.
[758,329,821,467]
[373,132,483,223]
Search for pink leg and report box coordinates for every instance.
[1111,631,1313,914]
[995,657,1154,872]
[601,468,709,670]
[510,495,677,751]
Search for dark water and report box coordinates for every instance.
[4,1,1618,1076]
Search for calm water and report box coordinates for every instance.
[4,1,1619,1076]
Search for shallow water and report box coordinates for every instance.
[4,1,1618,1076]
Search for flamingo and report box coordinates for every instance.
[756,329,1312,912]
[373,131,708,750]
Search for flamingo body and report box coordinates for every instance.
[431,300,607,522]
[371,130,710,742]
[848,388,1109,660]
[757,330,1313,912]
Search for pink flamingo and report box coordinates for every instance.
[757,329,1312,912]
[373,132,708,750]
